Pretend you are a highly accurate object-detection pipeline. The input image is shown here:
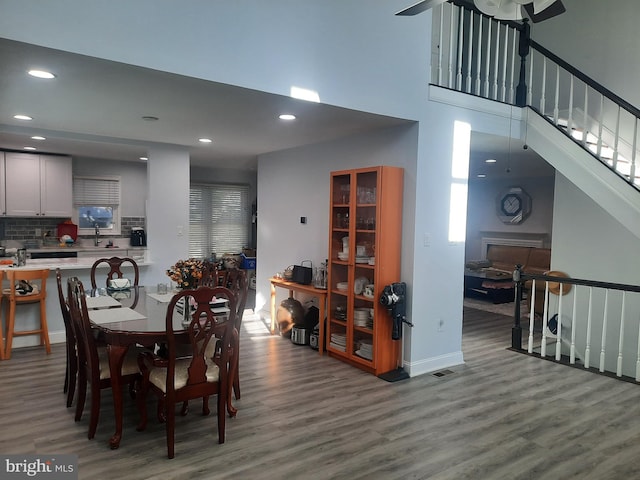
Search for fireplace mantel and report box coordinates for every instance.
[480,232,549,259]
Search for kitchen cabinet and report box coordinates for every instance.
[3,153,72,217]
[326,166,404,376]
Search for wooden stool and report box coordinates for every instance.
[3,268,50,359]
[0,271,5,360]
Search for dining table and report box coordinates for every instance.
[87,285,235,450]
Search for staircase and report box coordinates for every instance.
[433,1,640,383]
[432,1,640,218]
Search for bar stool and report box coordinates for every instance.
[0,270,5,360]
[3,268,51,360]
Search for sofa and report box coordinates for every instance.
[465,245,551,305]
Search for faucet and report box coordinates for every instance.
[94,223,101,246]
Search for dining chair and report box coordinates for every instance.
[56,268,77,407]
[67,277,140,440]
[136,286,237,459]
[3,268,50,360]
[199,260,221,287]
[90,256,140,290]
[224,269,249,400]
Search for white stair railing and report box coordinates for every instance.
[514,268,640,382]
[431,1,640,191]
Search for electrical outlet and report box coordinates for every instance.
[423,233,431,247]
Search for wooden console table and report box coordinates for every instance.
[269,277,327,354]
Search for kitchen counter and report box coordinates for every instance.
[0,246,148,271]
[27,245,147,254]
[1,256,151,271]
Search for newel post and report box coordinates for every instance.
[512,264,523,349]
[515,19,530,107]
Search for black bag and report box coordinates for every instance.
[292,260,313,285]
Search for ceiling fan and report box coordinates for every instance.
[396,0,566,23]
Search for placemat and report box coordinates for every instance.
[89,307,147,325]
[85,295,122,309]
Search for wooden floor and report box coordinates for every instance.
[2,306,640,479]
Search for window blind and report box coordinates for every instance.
[189,183,250,258]
[73,176,121,205]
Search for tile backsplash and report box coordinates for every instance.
[0,216,146,243]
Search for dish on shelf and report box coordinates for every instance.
[355,256,369,263]
[337,252,349,261]
[368,257,375,265]
[336,282,349,291]
[354,276,369,295]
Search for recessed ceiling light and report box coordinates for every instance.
[279,114,296,121]
[31,136,46,141]
[477,174,487,178]
[485,158,497,163]
[14,114,33,121]
[142,115,159,121]
[23,146,37,151]
[139,156,148,161]
[199,138,213,143]
[28,69,56,79]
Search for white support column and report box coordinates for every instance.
[146,147,190,285]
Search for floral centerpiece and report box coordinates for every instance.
[166,258,205,289]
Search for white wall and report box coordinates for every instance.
[551,174,640,377]
[72,157,147,217]
[256,124,418,307]
[465,175,555,261]
[531,0,640,108]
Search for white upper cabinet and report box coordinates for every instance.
[4,153,72,217]
[40,155,73,217]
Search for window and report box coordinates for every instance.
[73,176,121,235]
[189,183,250,259]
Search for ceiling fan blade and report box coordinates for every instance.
[395,0,448,16]
[523,0,565,22]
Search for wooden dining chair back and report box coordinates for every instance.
[136,286,237,459]
[199,260,221,287]
[224,269,249,399]
[67,277,140,439]
[3,268,50,360]
[90,256,140,289]
[56,268,77,407]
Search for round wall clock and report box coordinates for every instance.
[496,187,531,224]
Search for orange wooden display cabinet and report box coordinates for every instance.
[327,166,403,376]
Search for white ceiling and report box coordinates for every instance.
[0,38,411,170]
[0,37,552,177]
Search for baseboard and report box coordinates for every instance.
[404,351,465,377]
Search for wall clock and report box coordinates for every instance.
[496,187,531,224]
